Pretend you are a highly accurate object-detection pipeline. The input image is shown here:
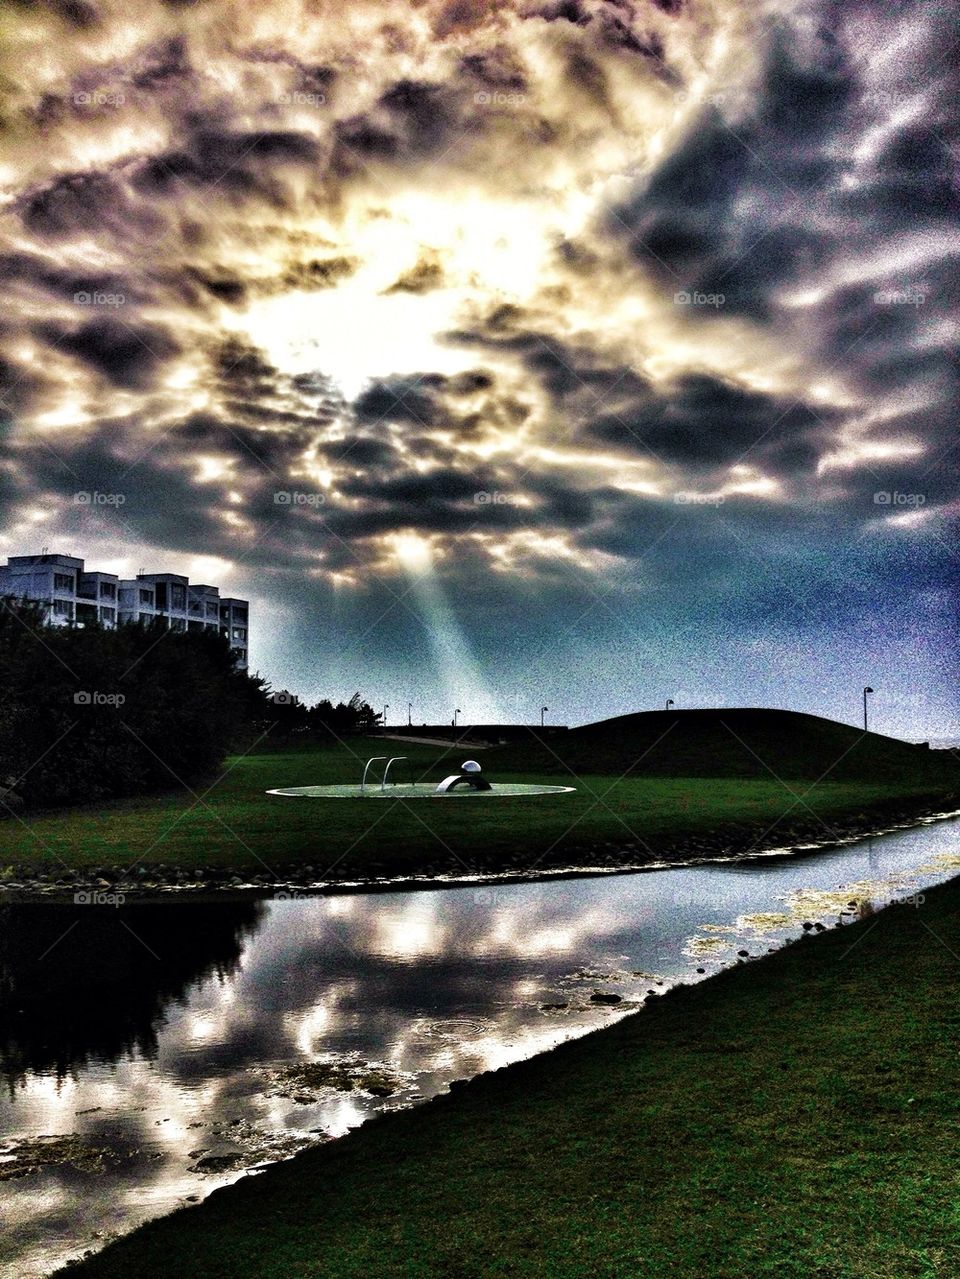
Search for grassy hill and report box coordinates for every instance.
[0,713,955,886]
[490,708,957,786]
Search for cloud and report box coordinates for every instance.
[383,252,446,295]
[0,0,954,731]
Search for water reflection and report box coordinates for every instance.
[1,814,958,1278]
[0,901,264,1090]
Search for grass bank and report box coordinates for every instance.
[0,710,956,887]
[64,858,960,1278]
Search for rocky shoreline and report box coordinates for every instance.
[1,793,956,899]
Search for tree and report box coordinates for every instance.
[0,599,271,808]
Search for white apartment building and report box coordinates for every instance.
[0,553,249,670]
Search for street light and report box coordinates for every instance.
[541,705,548,727]
[382,703,389,729]
[863,686,874,732]
[407,702,412,727]
[665,698,675,710]
[454,707,461,728]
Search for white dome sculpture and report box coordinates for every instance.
[461,760,481,773]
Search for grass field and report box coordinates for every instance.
[63,854,960,1279]
[1,710,956,882]
[0,738,953,882]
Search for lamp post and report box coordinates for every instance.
[407,702,412,727]
[454,707,461,728]
[863,686,874,732]
[665,698,675,711]
[541,705,548,727]
[382,703,389,729]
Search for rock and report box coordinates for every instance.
[801,921,814,930]
[696,967,706,974]
[737,949,750,957]
[189,1154,244,1174]
[589,991,622,1005]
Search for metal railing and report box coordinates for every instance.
[361,756,410,792]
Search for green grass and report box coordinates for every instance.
[0,730,953,880]
[63,864,960,1278]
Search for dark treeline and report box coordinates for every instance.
[266,690,381,741]
[0,599,378,809]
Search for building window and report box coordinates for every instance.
[100,582,116,599]
[54,573,74,592]
[232,627,247,641]
[139,589,153,605]
[53,599,72,617]
[170,585,186,610]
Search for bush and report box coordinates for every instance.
[0,599,270,808]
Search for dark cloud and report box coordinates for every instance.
[605,24,858,314]
[130,36,192,91]
[527,1,592,26]
[52,0,98,27]
[19,171,162,239]
[383,254,445,295]
[353,377,442,427]
[132,125,320,204]
[0,251,143,306]
[586,373,834,476]
[188,256,357,306]
[458,46,528,92]
[38,317,180,389]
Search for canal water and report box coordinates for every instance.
[1,812,958,1276]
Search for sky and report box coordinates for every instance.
[0,0,957,736]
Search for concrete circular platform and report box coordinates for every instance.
[266,782,577,799]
